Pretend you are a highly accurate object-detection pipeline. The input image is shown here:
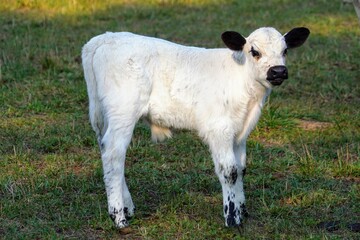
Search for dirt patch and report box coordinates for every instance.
[334,176,360,183]
[297,120,333,131]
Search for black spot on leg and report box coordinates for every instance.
[224,167,238,185]
[109,213,116,222]
[229,201,235,214]
[224,205,228,214]
[226,201,237,227]
[115,208,120,214]
[124,207,128,215]
[124,207,132,220]
[109,208,122,223]
[231,169,238,184]
[242,168,246,177]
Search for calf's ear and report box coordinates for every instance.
[221,31,246,51]
[284,27,310,49]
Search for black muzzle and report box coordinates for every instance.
[266,65,288,86]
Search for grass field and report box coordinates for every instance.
[1,0,359,239]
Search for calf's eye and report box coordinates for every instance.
[283,48,288,56]
[250,47,261,59]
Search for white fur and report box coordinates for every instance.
[82,28,292,228]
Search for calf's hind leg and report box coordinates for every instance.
[100,121,136,228]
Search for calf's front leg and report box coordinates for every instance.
[233,141,249,218]
[208,138,247,227]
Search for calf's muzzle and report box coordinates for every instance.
[266,65,288,86]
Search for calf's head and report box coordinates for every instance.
[222,27,310,87]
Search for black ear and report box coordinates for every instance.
[284,27,310,49]
[221,31,246,51]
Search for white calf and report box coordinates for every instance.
[82,27,309,228]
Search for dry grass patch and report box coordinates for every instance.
[297,119,333,131]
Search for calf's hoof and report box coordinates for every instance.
[225,214,243,227]
[110,213,129,228]
[109,207,133,228]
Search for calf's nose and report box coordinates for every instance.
[266,65,288,86]
[267,65,288,79]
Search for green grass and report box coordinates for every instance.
[1,0,359,239]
